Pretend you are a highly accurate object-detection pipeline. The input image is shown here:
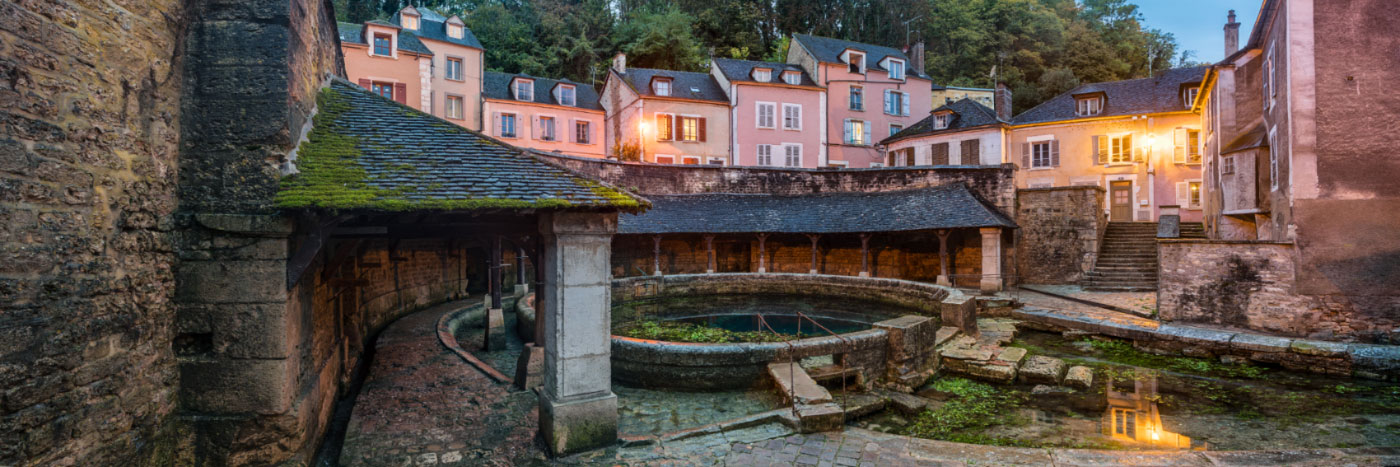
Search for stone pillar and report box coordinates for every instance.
[806,234,821,274]
[538,212,619,456]
[651,234,663,276]
[859,234,871,277]
[935,230,951,286]
[704,235,716,273]
[756,233,769,273]
[486,235,506,350]
[1157,205,1181,238]
[979,227,1003,293]
[515,244,529,295]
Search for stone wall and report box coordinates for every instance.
[1158,240,1400,343]
[536,152,1017,214]
[0,0,189,464]
[1014,186,1106,284]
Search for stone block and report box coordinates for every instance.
[1349,344,1400,377]
[940,294,978,336]
[484,307,506,351]
[541,391,618,456]
[548,353,612,400]
[884,391,929,415]
[193,213,294,236]
[1018,356,1066,385]
[767,363,832,405]
[178,358,294,414]
[1289,339,1350,358]
[178,302,295,359]
[795,403,844,433]
[934,327,959,347]
[1064,366,1094,390]
[1230,333,1293,353]
[177,259,287,304]
[514,344,545,391]
[995,347,1027,366]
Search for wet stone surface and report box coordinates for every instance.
[615,386,782,436]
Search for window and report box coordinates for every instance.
[558,85,576,106]
[783,144,802,167]
[445,96,463,119]
[753,68,771,82]
[1264,45,1276,109]
[539,116,556,141]
[1032,141,1053,168]
[888,59,905,80]
[575,121,590,144]
[446,58,463,80]
[681,156,701,165]
[514,79,533,101]
[1190,181,1202,209]
[401,14,419,30]
[844,119,869,145]
[1268,128,1278,191]
[1221,155,1235,174]
[961,139,980,163]
[884,90,908,116]
[933,114,949,130]
[653,78,672,96]
[756,102,775,129]
[371,82,393,99]
[373,33,392,56]
[868,162,884,168]
[679,116,700,142]
[1076,97,1101,116]
[889,124,902,136]
[930,142,949,165]
[782,71,801,85]
[1183,87,1199,108]
[1098,134,1133,164]
[655,114,673,141]
[447,23,463,39]
[655,155,675,164]
[500,113,517,138]
[1172,128,1202,164]
[782,104,801,130]
[756,144,774,166]
[847,52,864,73]
[849,86,864,110]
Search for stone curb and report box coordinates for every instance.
[1019,285,1153,318]
[437,301,513,384]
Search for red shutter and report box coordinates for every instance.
[698,118,707,142]
[672,116,681,141]
[358,78,372,90]
[393,83,407,104]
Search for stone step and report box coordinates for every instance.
[1082,282,1158,290]
[767,363,832,405]
[1087,270,1157,277]
[807,365,861,385]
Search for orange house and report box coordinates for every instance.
[339,20,431,108]
[483,72,606,158]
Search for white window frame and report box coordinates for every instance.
[933,114,949,130]
[499,112,518,138]
[1268,128,1279,191]
[782,71,801,85]
[1183,87,1199,108]
[1076,97,1101,116]
[888,59,905,80]
[445,57,464,81]
[707,157,726,166]
[514,79,534,101]
[653,79,672,96]
[1108,133,1133,164]
[445,95,463,119]
[447,23,463,39]
[1188,180,1203,209]
[756,144,775,166]
[538,115,557,141]
[846,51,865,74]
[574,120,590,144]
[782,103,802,130]
[1264,44,1276,110]
[655,154,676,164]
[679,115,700,142]
[849,86,864,111]
[558,85,576,107]
[883,90,908,116]
[401,14,419,30]
[753,68,772,82]
[755,102,776,129]
[1031,141,1053,169]
[782,143,802,167]
[845,119,868,145]
[1221,154,1235,175]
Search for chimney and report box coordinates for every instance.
[908,42,925,77]
[612,53,626,73]
[994,83,1012,121]
[1224,10,1241,57]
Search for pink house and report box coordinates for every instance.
[392,7,485,131]
[601,55,732,165]
[711,58,825,168]
[787,34,934,168]
[483,72,606,158]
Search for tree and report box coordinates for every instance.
[614,7,707,71]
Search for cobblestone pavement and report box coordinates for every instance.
[340,299,542,466]
[616,386,781,436]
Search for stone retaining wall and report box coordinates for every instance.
[1158,240,1400,344]
[1015,187,1106,284]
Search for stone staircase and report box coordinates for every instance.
[1083,221,1207,291]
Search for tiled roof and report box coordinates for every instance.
[617,183,1014,234]
[1011,66,1209,125]
[1221,122,1268,154]
[791,34,931,79]
[883,99,1003,144]
[337,21,433,55]
[391,8,483,49]
[616,68,727,102]
[276,79,645,212]
[483,71,602,111]
[711,58,819,88]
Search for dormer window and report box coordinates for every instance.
[933,113,950,130]
[401,14,419,30]
[513,78,534,101]
[372,33,392,56]
[1182,87,1199,108]
[782,71,801,85]
[447,23,463,39]
[1076,96,1102,116]
[753,68,772,82]
[888,59,905,80]
[846,51,865,74]
[653,78,672,96]
[557,84,576,106]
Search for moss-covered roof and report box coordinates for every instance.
[276,79,646,212]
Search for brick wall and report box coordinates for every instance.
[0,0,189,463]
[1015,186,1106,284]
[1159,240,1400,343]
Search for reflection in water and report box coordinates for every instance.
[1102,375,1202,450]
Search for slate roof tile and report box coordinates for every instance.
[616,68,727,102]
[337,21,433,55]
[882,98,1004,144]
[483,71,602,110]
[791,34,931,80]
[391,8,483,49]
[711,58,820,88]
[1011,66,1208,125]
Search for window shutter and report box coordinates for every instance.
[1176,182,1189,207]
[393,82,407,104]
[492,112,500,136]
[672,116,681,141]
[883,90,892,113]
[530,115,539,139]
[1173,128,1187,164]
[968,140,980,163]
[698,118,707,142]
[861,122,870,146]
[843,120,852,143]
[656,114,669,141]
[1051,139,1060,167]
[1021,142,1030,168]
[1093,135,1105,165]
[358,78,372,90]
[901,92,910,116]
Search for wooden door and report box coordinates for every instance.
[1110,181,1132,221]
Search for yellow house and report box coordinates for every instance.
[932,84,995,109]
[1009,67,1208,222]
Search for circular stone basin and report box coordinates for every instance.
[610,273,961,390]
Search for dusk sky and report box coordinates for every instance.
[1136,0,1261,63]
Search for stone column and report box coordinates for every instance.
[979,227,1003,293]
[651,235,663,276]
[515,244,529,295]
[538,211,619,456]
[756,233,769,273]
[935,230,951,286]
[704,235,716,273]
[806,234,821,274]
[859,234,872,277]
[485,235,506,350]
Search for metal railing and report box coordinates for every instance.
[755,311,851,423]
